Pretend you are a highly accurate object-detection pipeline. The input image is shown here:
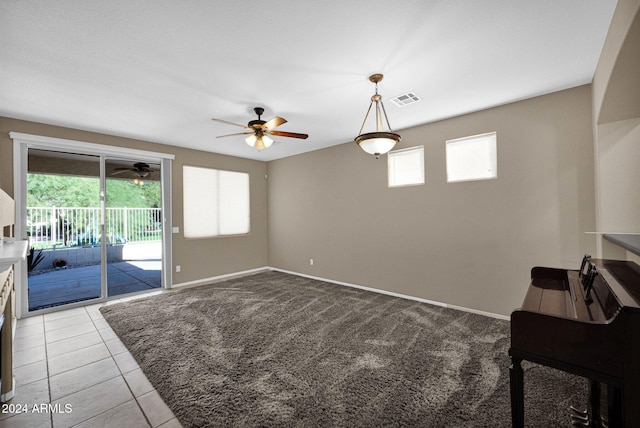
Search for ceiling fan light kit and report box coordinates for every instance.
[245,132,273,150]
[213,107,308,151]
[355,73,401,159]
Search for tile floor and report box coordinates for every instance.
[1,298,182,428]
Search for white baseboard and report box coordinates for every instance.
[171,267,270,289]
[0,377,15,402]
[173,266,509,321]
[268,267,510,321]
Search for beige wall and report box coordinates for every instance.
[593,0,640,124]
[0,117,268,284]
[592,0,640,260]
[596,118,640,236]
[267,85,595,316]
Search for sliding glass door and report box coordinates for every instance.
[14,136,172,316]
[25,152,164,311]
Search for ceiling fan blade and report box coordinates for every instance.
[269,130,309,139]
[110,169,131,176]
[264,116,287,130]
[211,118,250,129]
[216,132,253,138]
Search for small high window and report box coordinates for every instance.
[388,146,425,187]
[183,166,250,238]
[446,132,497,183]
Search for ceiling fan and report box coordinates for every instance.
[212,107,309,150]
[111,162,156,178]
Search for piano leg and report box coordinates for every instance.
[607,385,622,428]
[510,356,525,428]
[590,381,601,427]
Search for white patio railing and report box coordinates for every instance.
[27,206,162,249]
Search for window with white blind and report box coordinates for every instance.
[446,132,497,183]
[388,146,425,187]
[183,166,250,238]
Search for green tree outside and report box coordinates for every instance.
[27,173,161,208]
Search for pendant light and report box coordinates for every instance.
[354,74,401,158]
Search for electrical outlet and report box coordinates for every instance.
[310,259,314,266]
[176,265,181,273]
[172,226,180,234]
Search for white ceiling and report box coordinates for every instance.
[0,1,617,162]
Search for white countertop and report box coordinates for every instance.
[0,240,29,271]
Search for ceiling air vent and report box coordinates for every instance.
[390,92,421,107]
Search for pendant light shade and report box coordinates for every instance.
[355,132,399,156]
[354,74,401,159]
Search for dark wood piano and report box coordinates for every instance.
[510,256,640,427]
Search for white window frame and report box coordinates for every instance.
[183,166,250,238]
[388,145,425,188]
[446,132,497,183]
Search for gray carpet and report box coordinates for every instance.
[100,271,586,427]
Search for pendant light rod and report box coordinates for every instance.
[358,101,375,135]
